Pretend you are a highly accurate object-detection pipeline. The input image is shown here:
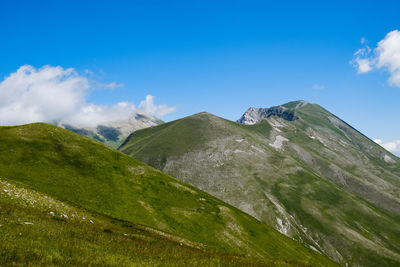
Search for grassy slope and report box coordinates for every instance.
[119,108,400,266]
[0,123,334,266]
[0,178,269,266]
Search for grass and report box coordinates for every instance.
[0,123,335,266]
[0,178,275,266]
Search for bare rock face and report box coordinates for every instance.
[236,107,263,125]
[237,104,300,125]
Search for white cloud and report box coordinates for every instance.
[361,37,366,44]
[373,139,382,144]
[0,65,88,125]
[0,65,175,126]
[103,82,124,90]
[62,102,137,127]
[374,138,400,156]
[354,58,373,74]
[139,95,176,118]
[352,30,400,86]
[312,84,325,90]
[375,30,400,86]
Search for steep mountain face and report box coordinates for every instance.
[0,123,334,266]
[120,101,400,266]
[59,110,163,149]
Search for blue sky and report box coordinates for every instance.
[0,0,399,152]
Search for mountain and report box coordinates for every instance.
[58,110,163,149]
[0,123,334,266]
[119,101,400,266]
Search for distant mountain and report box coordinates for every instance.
[0,123,334,266]
[59,110,163,148]
[119,101,400,266]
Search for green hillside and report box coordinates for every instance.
[120,102,400,266]
[0,123,334,266]
[0,178,269,266]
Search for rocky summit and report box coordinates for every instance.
[236,101,306,125]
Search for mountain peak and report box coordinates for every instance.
[193,111,214,117]
[189,112,227,122]
[282,100,309,110]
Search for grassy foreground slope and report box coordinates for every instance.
[119,104,400,266]
[0,123,334,266]
[0,178,266,266]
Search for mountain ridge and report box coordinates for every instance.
[0,122,334,266]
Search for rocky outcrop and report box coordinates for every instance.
[237,105,299,125]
